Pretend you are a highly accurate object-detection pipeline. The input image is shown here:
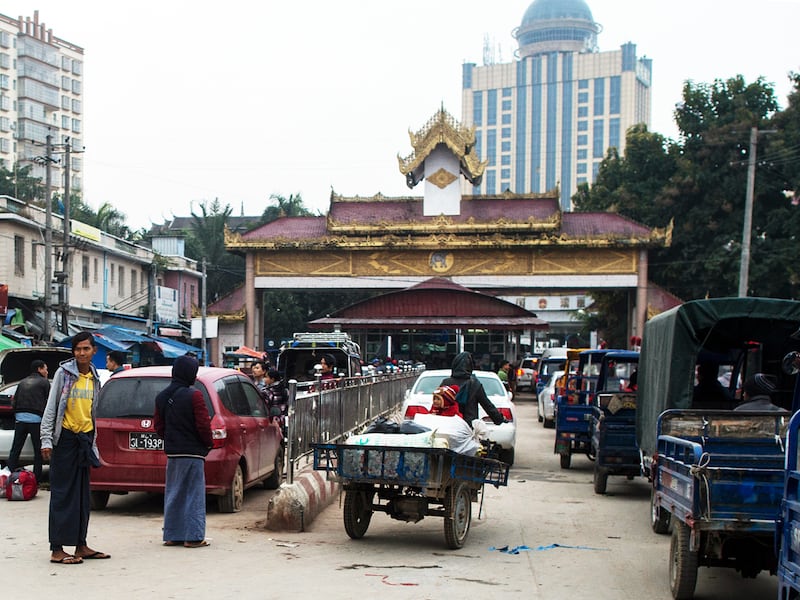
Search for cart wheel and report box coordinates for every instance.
[593,464,608,495]
[559,452,571,469]
[343,489,374,539]
[669,522,698,600]
[651,486,671,534]
[444,482,472,549]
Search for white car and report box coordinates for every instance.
[402,369,517,465]
[537,370,564,429]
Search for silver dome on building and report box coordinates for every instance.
[513,0,602,58]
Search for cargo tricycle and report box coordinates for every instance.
[590,350,640,494]
[312,442,509,549]
[637,297,800,599]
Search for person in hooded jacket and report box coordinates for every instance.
[440,351,507,428]
[154,355,213,548]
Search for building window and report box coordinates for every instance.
[72,60,82,75]
[609,76,621,115]
[472,91,483,125]
[502,99,512,111]
[577,177,587,184]
[501,113,511,125]
[486,129,497,167]
[0,32,10,48]
[93,258,98,283]
[131,270,137,295]
[578,120,588,132]
[501,127,511,139]
[190,284,195,309]
[577,163,587,174]
[0,53,9,69]
[578,92,588,104]
[0,138,8,153]
[502,87,512,97]
[61,95,69,109]
[609,118,621,150]
[593,120,605,158]
[110,263,115,284]
[577,149,587,160]
[594,77,605,116]
[578,106,588,118]
[118,266,124,296]
[61,115,69,129]
[14,235,24,276]
[30,239,37,269]
[71,99,81,114]
[71,118,81,133]
[577,296,586,308]
[487,89,497,126]
[81,256,89,288]
[71,80,81,94]
[61,76,70,90]
[579,79,589,89]
[577,134,587,146]
[61,56,70,70]
[501,168,511,180]
[501,141,511,152]
[501,154,511,166]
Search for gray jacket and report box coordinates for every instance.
[40,358,101,460]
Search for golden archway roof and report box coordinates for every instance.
[397,107,487,187]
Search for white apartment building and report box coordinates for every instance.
[0,195,199,338]
[461,0,652,210]
[0,10,83,198]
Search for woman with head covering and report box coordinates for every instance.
[154,355,213,547]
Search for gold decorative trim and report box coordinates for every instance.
[397,108,487,185]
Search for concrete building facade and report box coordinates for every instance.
[461,0,652,210]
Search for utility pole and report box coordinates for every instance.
[201,258,207,365]
[60,138,71,334]
[738,127,776,297]
[42,133,53,341]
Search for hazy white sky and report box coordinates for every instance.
[5,1,799,230]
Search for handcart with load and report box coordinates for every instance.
[312,438,509,549]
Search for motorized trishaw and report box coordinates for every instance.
[590,350,639,494]
[637,297,800,599]
[778,409,800,599]
[312,442,509,549]
[554,348,609,469]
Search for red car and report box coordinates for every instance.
[91,366,284,512]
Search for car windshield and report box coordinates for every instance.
[96,377,214,418]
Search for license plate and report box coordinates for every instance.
[129,432,164,451]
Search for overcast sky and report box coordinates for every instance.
[5,1,799,230]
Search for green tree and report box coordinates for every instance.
[185,199,245,302]
[260,193,313,224]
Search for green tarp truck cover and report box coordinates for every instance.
[636,297,800,456]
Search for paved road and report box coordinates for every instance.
[1,392,779,599]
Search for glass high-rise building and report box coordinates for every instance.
[462,0,651,210]
[0,10,84,198]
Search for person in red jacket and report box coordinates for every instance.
[154,355,213,548]
[431,385,462,417]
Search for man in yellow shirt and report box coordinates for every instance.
[41,331,110,565]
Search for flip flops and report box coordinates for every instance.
[50,555,83,565]
[183,540,210,548]
[79,551,111,559]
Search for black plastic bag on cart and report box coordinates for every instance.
[363,416,430,435]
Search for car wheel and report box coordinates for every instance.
[218,464,244,513]
[90,491,110,510]
[651,486,671,534]
[498,447,515,466]
[443,482,472,549]
[343,489,374,539]
[559,452,571,469]
[263,444,285,490]
[669,522,698,599]
[593,463,608,495]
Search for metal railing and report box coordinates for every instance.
[284,368,423,483]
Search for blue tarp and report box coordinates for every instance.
[62,325,203,366]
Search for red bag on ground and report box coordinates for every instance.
[5,470,38,501]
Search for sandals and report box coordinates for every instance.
[183,540,210,548]
[50,555,83,565]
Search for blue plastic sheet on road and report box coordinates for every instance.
[489,543,608,554]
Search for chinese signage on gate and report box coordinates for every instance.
[155,286,179,324]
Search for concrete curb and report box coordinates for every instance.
[265,469,339,531]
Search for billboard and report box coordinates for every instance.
[155,286,179,324]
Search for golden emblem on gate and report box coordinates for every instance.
[429,251,454,273]
[427,168,457,189]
